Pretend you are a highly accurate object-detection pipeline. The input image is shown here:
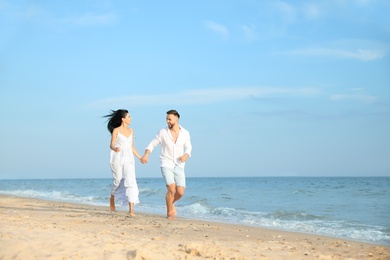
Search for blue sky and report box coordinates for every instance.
[1,0,389,179]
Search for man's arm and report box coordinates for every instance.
[180,133,192,162]
[140,131,162,164]
[179,153,190,163]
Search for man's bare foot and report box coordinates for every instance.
[172,204,177,216]
[167,214,176,220]
[110,195,116,211]
[166,204,176,219]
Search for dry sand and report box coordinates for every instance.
[0,195,389,259]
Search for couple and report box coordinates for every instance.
[105,109,192,220]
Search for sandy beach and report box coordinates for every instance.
[0,195,389,259]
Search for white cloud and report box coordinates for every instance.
[204,21,229,38]
[0,2,45,20]
[302,3,321,19]
[25,5,44,19]
[0,0,7,10]
[86,87,321,109]
[330,94,377,103]
[285,47,385,61]
[270,1,297,23]
[64,12,118,26]
[355,0,373,6]
[0,2,118,27]
[241,24,258,43]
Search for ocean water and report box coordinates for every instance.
[0,177,389,246]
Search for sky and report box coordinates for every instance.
[0,0,389,179]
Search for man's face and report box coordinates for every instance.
[166,114,178,129]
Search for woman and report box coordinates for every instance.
[104,109,141,217]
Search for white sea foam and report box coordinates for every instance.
[177,202,390,245]
[0,189,104,205]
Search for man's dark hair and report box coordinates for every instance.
[166,109,180,119]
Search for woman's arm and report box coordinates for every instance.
[110,128,120,152]
[131,129,142,160]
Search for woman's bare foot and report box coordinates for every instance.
[110,195,116,211]
[129,203,135,217]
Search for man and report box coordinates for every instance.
[141,110,192,219]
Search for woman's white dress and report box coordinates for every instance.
[109,132,139,205]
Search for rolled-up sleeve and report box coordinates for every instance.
[146,130,163,152]
[183,133,192,157]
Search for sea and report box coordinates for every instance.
[0,177,389,246]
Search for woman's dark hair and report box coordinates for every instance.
[104,109,128,134]
[167,109,180,119]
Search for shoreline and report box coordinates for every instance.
[1,195,389,259]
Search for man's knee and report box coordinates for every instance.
[176,187,185,197]
[167,184,176,194]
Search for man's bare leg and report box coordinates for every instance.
[110,195,116,211]
[129,202,136,217]
[172,186,185,216]
[171,204,177,217]
[166,184,176,219]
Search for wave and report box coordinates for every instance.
[177,201,390,245]
[139,188,163,197]
[0,189,106,206]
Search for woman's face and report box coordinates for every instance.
[123,113,131,125]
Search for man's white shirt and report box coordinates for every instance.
[146,126,192,169]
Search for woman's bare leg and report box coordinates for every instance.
[110,195,116,211]
[129,202,136,217]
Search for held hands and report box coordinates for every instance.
[140,155,148,164]
[140,150,151,164]
[139,153,188,164]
